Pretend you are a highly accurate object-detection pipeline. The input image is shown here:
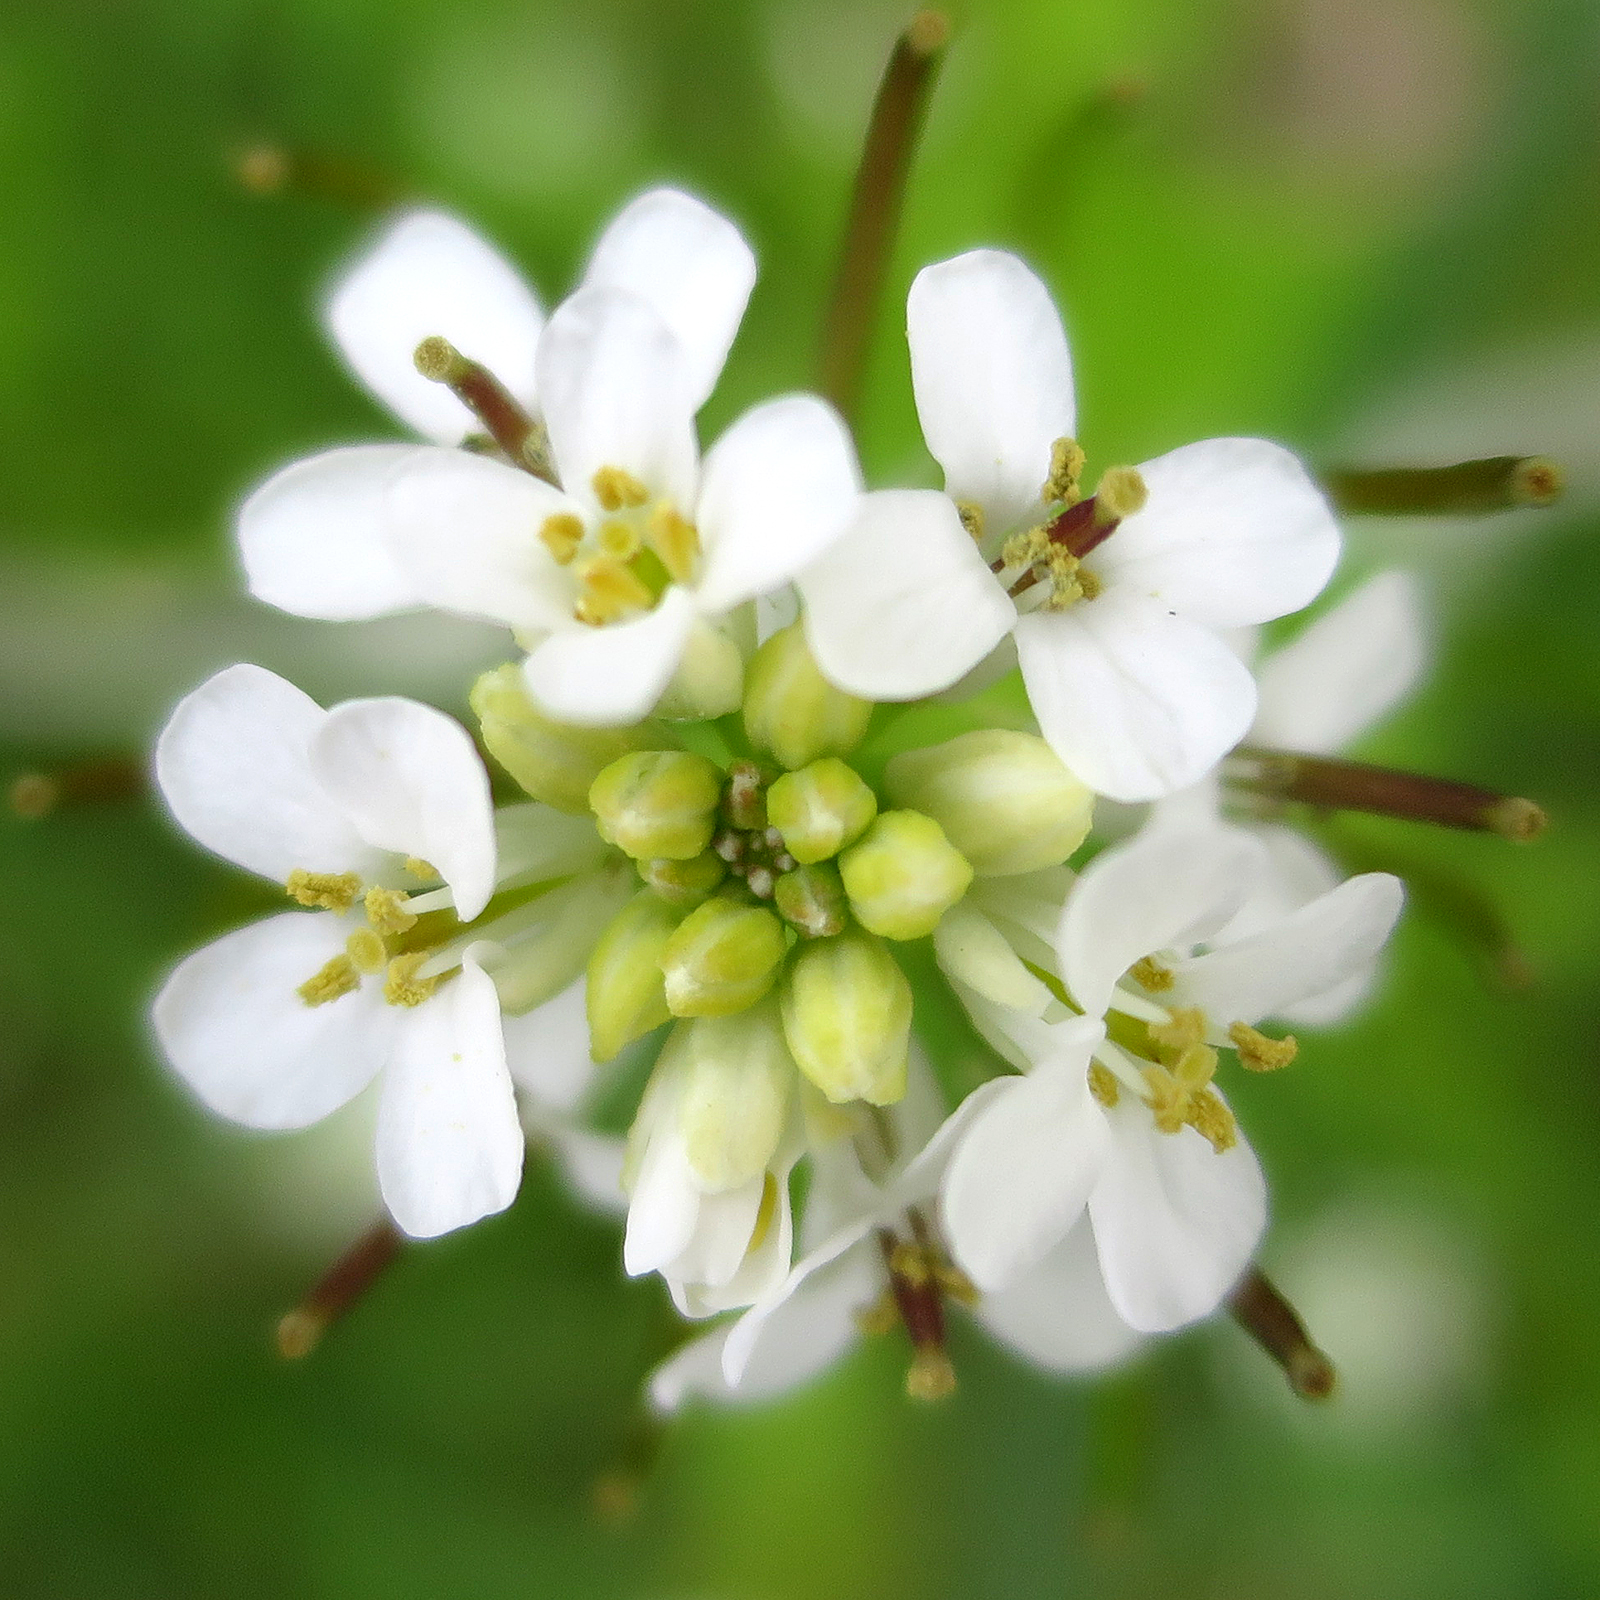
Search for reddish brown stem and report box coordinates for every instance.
[9,755,145,818]
[413,337,556,484]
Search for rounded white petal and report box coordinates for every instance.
[580,188,756,411]
[934,904,1055,1015]
[547,1127,628,1216]
[797,490,1015,699]
[310,697,497,920]
[522,584,696,726]
[694,395,862,613]
[155,664,376,883]
[907,250,1075,530]
[153,912,392,1130]
[1056,826,1265,1020]
[325,209,544,444]
[977,1219,1142,1373]
[383,447,578,632]
[1089,1096,1266,1332]
[1173,871,1404,1028]
[500,977,593,1113]
[536,286,698,516]
[624,1111,702,1279]
[1251,570,1427,753]
[237,446,430,620]
[375,959,523,1238]
[1015,592,1259,802]
[1092,438,1340,628]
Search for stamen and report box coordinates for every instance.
[364,886,417,935]
[956,501,985,542]
[412,337,557,485]
[645,504,701,584]
[1148,1006,1205,1052]
[1088,1060,1121,1107]
[404,857,440,882]
[1130,955,1176,993]
[1036,464,1148,563]
[298,954,360,1006]
[1042,436,1086,505]
[592,465,650,511]
[596,518,642,562]
[1184,1085,1237,1152]
[747,1172,780,1253]
[854,1291,902,1337]
[1229,1021,1298,1072]
[572,556,655,626]
[1228,1268,1337,1400]
[275,1219,403,1360]
[877,1221,959,1403]
[286,869,362,912]
[539,513,585,565]
[384,952,439,1007]
[345,928,388,974]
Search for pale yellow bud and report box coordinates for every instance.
[766,757,878,864]
[742,622,873,771]
[638,849,726,908]
[471,664,658,814]
[837,810,973,940]
[589,750,723,861]
[677,999,795,1192]
[780,929,911,1104]
[883,729,1094,876]
[653,620,745,721]
[659,897,788,1017]
[586,891,683,1061]
[773,861,849,938]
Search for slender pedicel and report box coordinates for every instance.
[413,335,557,483]
[275,1219,404,1359]
[1322,455,1563,516]
[1228,1268,1336,1401]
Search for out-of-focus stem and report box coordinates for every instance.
[1323,456,1563,516]
[1229,1268,1336,1400]
[276,1219,403,1359]
[9,755,145,819]
[234,142,407,211]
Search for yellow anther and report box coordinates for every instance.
[1042,549,1086,609]
[1088,1060,1121,1107]
[1229,1021,1299,1073]
[905,1347,957,1403]
[596,517,642,561]
[573,556,655,626]
[935,1262,979,1307]
[297,953,360,1007]
[1171,1041,1219,1091]
[1185,1086,1238,1153]
[404,857,439,882]
[1094,465,1148,522]
[285,869,362,912]
[1077,566,1102,600]
[384,952,439,1008]
[345,927,388,974]
[1043,436,1086,505]
[956,501,986,543]
[747,1171,780,1253]
[592,465,650,511]
[646,503,701,584]
[1141,1064,1187,1134]
[1130,955,1175,993]
[364,886,417,936]
[854,1293,901,1337]
[538,512,585,565]
[889,1241,932,1288]
[1149,1006,1207,1057]
[1001,528,1050,571]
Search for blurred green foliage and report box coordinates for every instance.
[2,0,1599,1595]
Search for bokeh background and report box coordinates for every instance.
[2,0,1599,1594]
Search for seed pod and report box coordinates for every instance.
[589,750,723,860]
[838,810,973,940]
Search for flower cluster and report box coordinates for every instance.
[154,183,1512,1411]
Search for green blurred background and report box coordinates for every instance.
[2,0,1598,1593]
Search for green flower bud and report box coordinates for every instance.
[678,999,795,1192]
[884,729,1094,876]
[660,897,787,1017]
[589,750,723,860]
[766,757,877,864]
[774,862,849,938]
[654,619,745,721]
[837,810,973,940]
[742,622,873,771]
[780,929,911,1105]
[638,849,727,907]
[585,890,684,1061]
[471,664,658,813]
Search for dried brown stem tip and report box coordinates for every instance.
[1229,1268,1336,1401]
[412,337,556,484]
[1233,749,1547,841]
[1323,455,1564,516]
[817,11,951,422]
[275,1219,402,1360]
[8,756,145,819]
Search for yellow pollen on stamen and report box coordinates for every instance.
[596,518,642,561]
[956,501,986,543]
[297,953,360,1007]
[572,556,655,626]
[1077,566,1102,600]
[384,952,440,1008]
[646,503,701,585]
[285,869,362,912]
[1088,1060,1121,1107]
[1229,1021,1300,1072]
[364,886,417,936]
[854,1292,901,1337]
[538,512,585,565]
[1131,955,1176,993]
[1043,549,1086,610]
[1141,1064,1188,1134]
[1149,1006,1207,1056]
[345,928,389,974]
[404,857,439,882]
[1001,528,1049,571]
[1043,436,1086,505]
[592,465,650,512]
[1172,1041,1219,1091]
[936,1262,980,1307]
[1185,1086,1238,1153]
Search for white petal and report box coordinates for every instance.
[694,395,862,613]
[153,912,391,1129]
[1089,1097,1266,1333]
[536,287,698,516]
[522,585,696,726]
[977,1219,1141,1373]
[580,188,756,411]
[666,1173,767,1296]
[547,1127,628,1216]
[325,209,544,444]
[906,250,1075,530]
[797,490,1015,699]
[1251,570,1427,753]
[1173,872,1404,1027]
[155,664,376,883]
[237,446,430,620]
[383,447,579,632]
[310,697,496,920]
[375,959,523,1238]
[1056,827,1265,1020]
[940,1023,1110,1292]
[500,978,593,1113]
[1092,438,1340,627]
[1015,592,1259,802]
[934,904,1055,1015]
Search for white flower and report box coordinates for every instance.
[940,826,1404,1333]
[797,249,1342,801]
[151,662,522,1239]
[237,189,861,726]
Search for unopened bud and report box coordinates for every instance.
[838,811,973,940]
[780,929,911,1104]
[677,1000,795,1192]
[472,665,659,813]
[589,750,724,860]
[660,897,788,1017]
[743,622,873,771]
[586,891,684,1061]
[884,730,1093,875]
[774,862,849,938]
[638,849,726,907]
[653,620,745,721]
[766,757,878,864]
